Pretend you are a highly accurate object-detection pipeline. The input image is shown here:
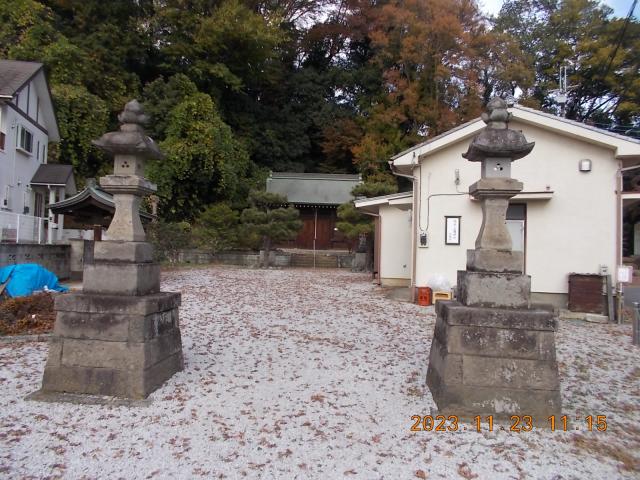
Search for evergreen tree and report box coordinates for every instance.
[193,203,240,253]
[240,191,302,267]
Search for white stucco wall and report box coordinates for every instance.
[0,80,50,216]
[379,204,412,283]
[414,119,618,295]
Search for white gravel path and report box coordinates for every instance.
[0,266,638,479]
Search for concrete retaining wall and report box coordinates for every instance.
[176,249,354,269]
[0,243,71,279]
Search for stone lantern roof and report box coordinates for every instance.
[462,97,534,162]
[92,99,164,160]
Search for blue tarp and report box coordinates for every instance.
[0,264,68,298]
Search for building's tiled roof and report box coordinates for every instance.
[266,172,362,205]
[49,180,153,220]
[0,60,43,97]
[30,164,74,186]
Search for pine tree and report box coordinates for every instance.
[240,191,302,267]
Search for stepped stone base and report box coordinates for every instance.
[38,291,183,400]
[426,301,561,417]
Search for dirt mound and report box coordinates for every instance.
[0,293,55,335]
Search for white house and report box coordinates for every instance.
[359,104,640,307]
[0,59,76,243]
[355,192,413,286]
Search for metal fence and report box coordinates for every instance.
[0,211,45,244]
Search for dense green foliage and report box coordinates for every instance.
[494,0,640,133]
[51,84,109,181]
[146,221,193,263]
[151,92,252,220]
[2,0,638,221]
[192,203,240,253]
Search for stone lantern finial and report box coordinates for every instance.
[481,97,510,128]
[118,99,149,127]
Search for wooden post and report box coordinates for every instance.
[93,224,102,242]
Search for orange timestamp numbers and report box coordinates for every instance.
[410,415,608,432]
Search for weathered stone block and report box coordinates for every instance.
[93,241,154,263]
[41,329,183,399]
[54,306,180,343]
[61,338,145,370]
[469,177,523,194]
[144,329,183,368]
[143,352,184,395]
[463,356,560,390]
[128,308,180,342]
[428,337,463,385]
[42,365,126,397]
[55,292,181,315]
[446,324,556,360]
[46,337,63,367]
[457,270,530,308]
[83,262,160,296]
[436,300,555,331]
[467,249,523,274]
[427,301,562,417]
[427,379,562,418]
[42,291,183,400]
[54,311,133,341]
[99,174,156,194]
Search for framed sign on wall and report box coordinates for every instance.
[445,216,461,245]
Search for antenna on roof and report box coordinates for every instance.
[549,65,577,117]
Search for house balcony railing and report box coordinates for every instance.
[0,211,46,244]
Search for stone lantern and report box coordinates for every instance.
[34,100,183,401]
[426,98,561,419]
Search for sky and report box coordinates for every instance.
[479,0,638,18]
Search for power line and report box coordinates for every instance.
[601,0,638,82]
[582,0,638,120]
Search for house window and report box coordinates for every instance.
[0,131,5,150]
[17,125,33,154]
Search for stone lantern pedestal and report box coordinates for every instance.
[426,98,561,418]
[33,101,183,400]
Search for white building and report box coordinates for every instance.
[0,59,75,243]
[358,104,640,307]
[355,192,413,286]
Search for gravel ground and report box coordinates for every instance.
[0,266,638,479]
